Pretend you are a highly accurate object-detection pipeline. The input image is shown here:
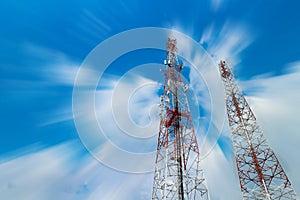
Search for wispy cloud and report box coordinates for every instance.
[0,141,87,200]
[78,9,112,40]
[24,43,80,86]
[94,73,160,139]
[202,143,241,200]
[17,44,81,126]
[210,0,223,12]
[72,66,162,173]
[200,21,253,65]
[0,140,153,200]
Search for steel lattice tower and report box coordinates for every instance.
[218,60,298,200]
[152,38,209,200]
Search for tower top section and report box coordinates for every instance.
[165,38,183,72]
[218,60,232,80]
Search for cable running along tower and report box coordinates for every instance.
[218,60,298,200]
[152,38,209,200]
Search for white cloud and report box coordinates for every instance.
[200,23,214,45]
[23,43,81,87]
[71,65,163,173]
[200,21,253,65]
[19,44,106,127]
[95,72,161,143]
[0,141,85,200]
[87,171,152,200]
[43,63,79,86]
[202,143,241,200]
[0,140,154,200]
[38,108,74,126]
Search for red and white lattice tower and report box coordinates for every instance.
[152,38,209,200]
[218,60,298,200]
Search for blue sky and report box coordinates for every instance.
[1,0,300,199]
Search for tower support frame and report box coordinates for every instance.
[218,60,298,200]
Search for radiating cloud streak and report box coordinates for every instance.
[0,140,154,200]
[210,0,223,11]
[18,44,81,126]
[0,141,86,200]
[24,43,80,86]
[200,21,253,64]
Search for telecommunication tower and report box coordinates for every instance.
[152,38,209,200]
[218,60,298,200]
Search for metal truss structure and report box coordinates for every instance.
[152,38,209,200]
[218,60,298,200]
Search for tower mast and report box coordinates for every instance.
[218,60,298,200]
[152,38,209,200]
